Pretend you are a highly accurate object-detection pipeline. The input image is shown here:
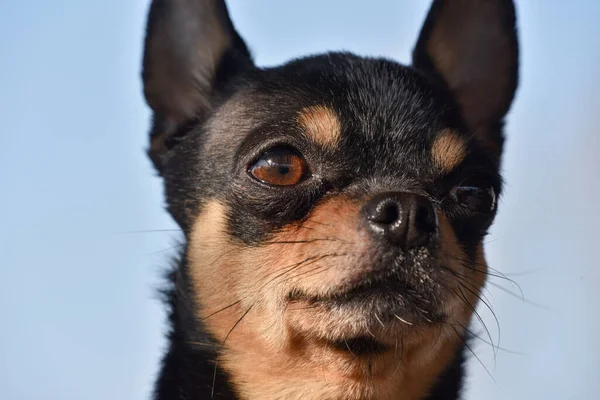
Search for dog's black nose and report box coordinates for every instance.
[363,192,437,249]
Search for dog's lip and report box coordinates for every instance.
[288,270,411,304]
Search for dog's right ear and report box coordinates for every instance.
[142,0,253,172]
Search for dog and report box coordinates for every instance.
[141,0,518,399]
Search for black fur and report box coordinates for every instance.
[154,253,237,399]
[141,1,519,399]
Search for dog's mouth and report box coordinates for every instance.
[290,272,442,318]
[289,271,412,305]
[287,272,444,356]
[288,261,445,326]
[283,247,450,356]
[288,248,444,316]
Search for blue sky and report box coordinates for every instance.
[1,1,599,399]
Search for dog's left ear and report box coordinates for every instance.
[142,0,253,172]
[413,0,518,161]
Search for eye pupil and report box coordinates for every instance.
[249,147,308,186]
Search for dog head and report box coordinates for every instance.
[143,1,518,398]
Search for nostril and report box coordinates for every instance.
[371,201,401,225]
[363,192,437,249]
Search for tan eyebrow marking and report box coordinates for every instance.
[431,129,467,173]
[297,105,341,148]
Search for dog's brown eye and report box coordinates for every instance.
[249,148,308,186]
[451,185,497,213]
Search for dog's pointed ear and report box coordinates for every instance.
[413,0,518,160]
[142,0,253,172]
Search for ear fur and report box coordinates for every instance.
[413,0,519,160]
[142,0,253,172]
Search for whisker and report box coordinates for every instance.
[435,282,499,364]
[394,314,413,326]
[144,243,184,256]
[456,322,526,356]
[187,340,216,348]
[441,266,499,340]
[368,358,377,397]
[281,253,348,284]
[455,285,497,363]
[487,281,554,311]
[442,251,525,300]
[201,300,242,322]
[374,314,385,329]
[444,252,522,291]
[497,268,545,277]
[211,305,253,398]
[344,340,357,359]
[205,256,320,321]
[261,255,324,287]
[205,253,345,321]
[262,238,349,245]
[112,228,182,235]
[440,265,495,307]
[301,220,333,228]
[451,325,498,386]
[456,280,501,359]
[386,336,405,384]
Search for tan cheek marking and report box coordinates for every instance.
[187,201,240,333]
[431,129,467,173]
[437,211,487,325]
[297,105,341,148]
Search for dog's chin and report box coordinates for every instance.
[285,258,447,355]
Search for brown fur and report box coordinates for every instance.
[187,199,486,400]
[431,129,467,173]
[297,105,342,149]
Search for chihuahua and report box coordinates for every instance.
[141,0,519,399]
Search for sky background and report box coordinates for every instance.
[1,1,599,399]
